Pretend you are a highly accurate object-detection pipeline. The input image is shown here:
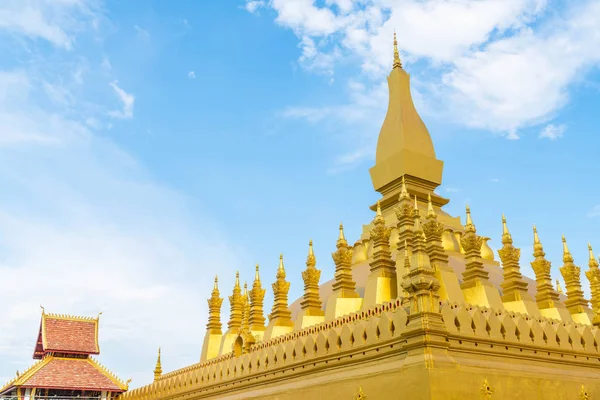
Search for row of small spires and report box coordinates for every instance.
[203,196,599,328]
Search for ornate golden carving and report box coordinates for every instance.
[355,386,367,400]
[227,272,243,331]
[301,240,324,315]
[580,385,589,400]
[153,347,162,382]
[369,201,395,274]
[460,206,490,287]
[331,224,359,298]
[530,226,562,309]
[585,242,600,312]
[269,255,293,324]
[422,194,448,268]
[393,31,402,69]
[560,236,590,315]
[480,379,494,398]
[249,265,266,331]
[497,215,530,302]
[207,276,224,333]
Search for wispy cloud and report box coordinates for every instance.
[134,24,150,39]
[539,123,566,140]
[588,205,600,218]
[109,81,135,119]
[245,1,266,15]
[247,0,600,165]
[188,71,196,79]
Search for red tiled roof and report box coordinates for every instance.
[34,314,100,358]
[2,357,127,393]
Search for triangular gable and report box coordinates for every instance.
[33,312,100,358]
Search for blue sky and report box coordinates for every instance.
[0,0,599,389]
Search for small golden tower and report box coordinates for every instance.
[228,272,243,331]
[497,215,537,315]
[325,224,363,320]
[364,201,397,309]
[153,347,162,382]
[422,194,464,303]
[206,276,223,334]
[296,240,325,329]
[460,205,503,309]
[530,226,570,321]
[394,178,416,300]
[249,264,266,336]
[264,255,294,340]
[560,236,593,324]
[200,276,225,361]
[585,242,600,312]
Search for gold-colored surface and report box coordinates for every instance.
[249,265,266,334]
[153,348,162,382]
[118,34,600,400]
[363,201,397,309]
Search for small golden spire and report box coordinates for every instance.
[308,240,314,257]
[562,235,573,263]
[376,200,382,216]
[589,242,598,266]
[501,214,512,245]
[427,193,435,217]
[249,264,266,332]
[213,275,218,290]
[465,205,474,228]
[399,176,409,200]
[243,281,248,297]
[556,279,564,295]
[301,240,323,315]
[393,30,402,69]
[337,223,349,248]
[413,194,418,210]
[278,254,285,272]
[255,264,260,282]
[153,347,162,381]
[235,271,240,288]
[533,225,540,244]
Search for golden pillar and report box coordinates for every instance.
[153,347,162,382]
[529,226,570,321]
[560,236,594,324]
[394,179,415,303]
[422,194,464,303]
[218,272,244,356]
[295,241,325,329]
[264,255,294,340]
[585,243,600,312]
[200,276,225,361]
[249,265,266,339]
[363,201,397,309]
[497,215,539,316]
[325,224,363,320]
[459,206,503,309]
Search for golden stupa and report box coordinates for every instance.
[120,34,600,400]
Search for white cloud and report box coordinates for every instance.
[109,81,135,119]
[188,71,196,79]
[490,178,500,183]
[588,205,600,218]
[248,0,600,152]
[245,1,265,14]
[539,123,566,140]
[134,24,150,39]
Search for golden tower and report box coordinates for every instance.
[153,348,162,382]
[120,33,600,400]
[249,264,266,338]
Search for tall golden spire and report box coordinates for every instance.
[206,276,223,334]
[393,31,402,69]
[227,272,243,332]
[268,254,293,325]
[331,224,359,298]
[249,264,266,332]
[559,236,589,315]
[301,240,324,315]
[460,205,489,285]
[153,347,162,382]
[585,242,600,313]
[369,32,444,213]
[497,215,531,303]
[530,226,562,309]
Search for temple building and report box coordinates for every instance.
[0,310,129,400]
[119,34,600,399]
